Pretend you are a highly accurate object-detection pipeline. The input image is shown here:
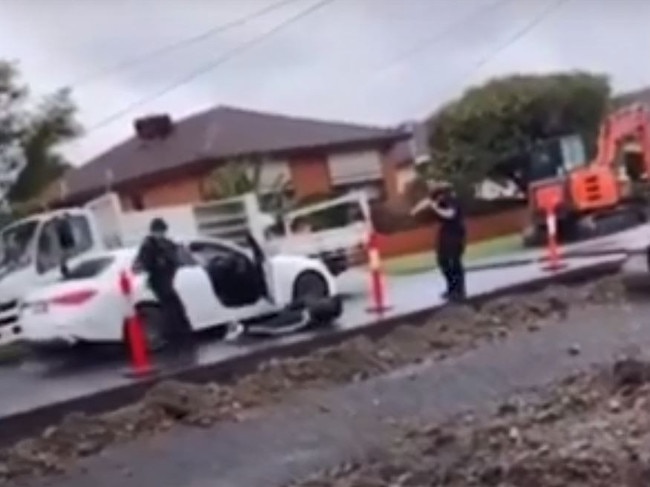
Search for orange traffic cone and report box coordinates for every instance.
[120,270,157,378]
[365,231,391,315]
[542,208,567,272]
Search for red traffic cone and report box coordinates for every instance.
[541,208,567,272]
[365,231,391,315]
[119,270,157,378]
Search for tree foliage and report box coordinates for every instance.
[425,71,612,193]
[203,156,290,212]
[0,61,81,205]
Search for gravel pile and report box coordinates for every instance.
[290,355,650,487]
[0,275,626,483]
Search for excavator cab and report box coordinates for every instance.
[525,134,618,245]
[528,134,588,184]
[527,134,590,216]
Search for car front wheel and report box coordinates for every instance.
[292,271,341,324]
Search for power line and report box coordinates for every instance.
[415,0,570,117]
[66,0,301,88]
[85,0,336,134]
[294,0,515,117]
[375,0,514,76]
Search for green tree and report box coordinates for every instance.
[425,71,611,194]
[203,155,290,212]
[0,61,81,204]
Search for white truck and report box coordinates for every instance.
[0,191,371,345]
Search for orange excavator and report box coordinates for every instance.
[523,103,650,246]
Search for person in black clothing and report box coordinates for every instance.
[411,182,467,301]
[136,218,193,344]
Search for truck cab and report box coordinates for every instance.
[0,209,105,344]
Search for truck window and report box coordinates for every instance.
[36,219,63,274]
[65,215,93,257]
[63,256,115,280]
[288,201,366,233]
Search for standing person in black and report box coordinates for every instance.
[411,182,467,301]
[136,218,193,346]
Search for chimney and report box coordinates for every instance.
[134,114,174,140]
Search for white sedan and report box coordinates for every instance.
[19,235,342,350]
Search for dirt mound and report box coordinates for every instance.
[0,275,626,483]
[290,357,650,487]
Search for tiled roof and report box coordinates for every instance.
[63,105,408,200]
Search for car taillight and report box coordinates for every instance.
[49,289,97,306]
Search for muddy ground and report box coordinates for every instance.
[0,275,626,483]
[288,356,650,487]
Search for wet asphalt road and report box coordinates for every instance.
[23,298,650,487]
[0,253,626,420]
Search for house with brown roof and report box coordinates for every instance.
[54,106,411,211]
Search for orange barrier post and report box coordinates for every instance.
[366,231,392,315]
[120,270,157,378]
[542,207,567,272]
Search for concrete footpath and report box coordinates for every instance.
[25,301,650,487]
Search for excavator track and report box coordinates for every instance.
[523,204,649,248]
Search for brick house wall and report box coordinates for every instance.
[116,146,404,209]
[288,154,332,199]
[381,149,401,202]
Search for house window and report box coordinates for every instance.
[328,150,383,185]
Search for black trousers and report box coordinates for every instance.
[436,243,466,299]
[149,278,193,342]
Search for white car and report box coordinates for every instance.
[19,235,342,350]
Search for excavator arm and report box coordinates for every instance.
[570,104,650,212]
[593,104,650,171]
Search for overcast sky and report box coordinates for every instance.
[0,0,648,166]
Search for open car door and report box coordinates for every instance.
[244,233,277,305]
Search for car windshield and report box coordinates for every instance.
[63,256,115,280]
[0,220,38,268]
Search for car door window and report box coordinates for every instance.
[63,256,115,280]
[36,219,63,274]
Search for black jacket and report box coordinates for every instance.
[136,235,180,283]
[434,193,466,251]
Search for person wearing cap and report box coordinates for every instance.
[411,181,467,301]
[136,218,192,345]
